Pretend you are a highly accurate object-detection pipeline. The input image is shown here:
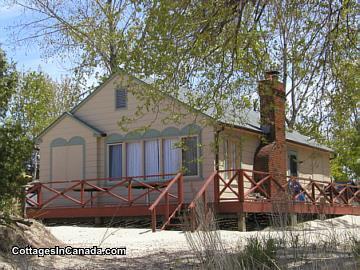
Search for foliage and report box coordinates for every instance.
[0,47,81,219]
[352,237,360,259]
[11,72,82,139]
[10,0,147,77]
[4,0,360,179]
[0,49,18,118]
[329,59,359,180]
[237,237,279,269]
[0,49,32,218]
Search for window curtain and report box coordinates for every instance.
[163,139,181,176]
[145,140,160,176]
[182,137,198,176]
[109,144,122,178]
[224,139,229,179]
[231,143,237,170]
[126,142,142,177]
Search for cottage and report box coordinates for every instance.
[26,71,358,230]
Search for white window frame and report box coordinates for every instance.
[287,150,298,177]
[107,143,123,178]
[106,135,201,180]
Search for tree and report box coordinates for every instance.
[9,0,146,77]
[139,0,358,127]
[11,72,82,139]
[328,60,360,180]
[0,49,32,218]
[0,48,82,219]
[6,0,359,180]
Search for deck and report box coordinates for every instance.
[25,170,360,231]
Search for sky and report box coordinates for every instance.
[0,4,71,80]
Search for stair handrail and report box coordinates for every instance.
[149,172,183,232]
[188,171,218,209]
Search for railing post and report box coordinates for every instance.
[164,192,169,226]
[329,183,334,205]
[128,178,132,205]
[37,183,42,208]
[80,180,85,207]
[151,209,157,232]
[190,208,196,232]
[214,172,220,203]
[345,186,349,204]
[178,174,184,205]
[238,170,244,203]
[311,181,315,203]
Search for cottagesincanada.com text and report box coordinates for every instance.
[11,245,126,257]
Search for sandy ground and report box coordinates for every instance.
[47,215,360,258]
[1,215,359,269]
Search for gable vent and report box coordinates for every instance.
[116,88,127,109]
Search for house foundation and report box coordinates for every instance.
[237,212,246,232]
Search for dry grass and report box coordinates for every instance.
[185,200,360,270]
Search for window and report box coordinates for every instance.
[288,152,298,177]
[115,88,127,109]
[107,135,201,180]
[109,144,122,178]
[163,138,181,175]
[182,136,198,176]
[126,142,142,177]
[144,140,160,176]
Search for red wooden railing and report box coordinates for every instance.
[286,176,360,205]
[148,173,183,232]
[188,169,360,227]
[25,173,179,210]
[25,169,359,231]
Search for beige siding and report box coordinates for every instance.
[217,128,260,200]
[287,142,331,182]
[38,73,331,208]
[67,145,84,180]
[72,74,216,203]
[39,116,97,182]
[217,127,331,201]
[52,147,66,181]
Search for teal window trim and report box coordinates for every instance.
[104,124,203,178]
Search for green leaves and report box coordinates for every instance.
[0,48,81,216]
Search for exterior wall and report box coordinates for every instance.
[287,142,331,182]
[37,73,331,209]
[72,74,216,203]
[217,127,331,200]
[38,116,97,182]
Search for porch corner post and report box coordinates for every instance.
[214,172,220,203]
[238,169,244,203]
[151,209,156,232]
[178,174,184,205]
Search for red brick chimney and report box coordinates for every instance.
[253,71,287,198]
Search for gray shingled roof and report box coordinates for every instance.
[216,108,333,152]
[140,75,333,152]
[48,73,331,152]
